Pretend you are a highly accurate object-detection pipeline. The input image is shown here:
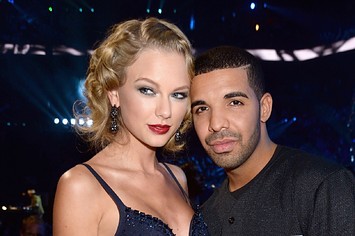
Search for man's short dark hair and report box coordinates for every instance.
[194,45,265,100]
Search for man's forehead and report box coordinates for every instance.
[192,69,249,91]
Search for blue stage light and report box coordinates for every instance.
[190,15,195,30]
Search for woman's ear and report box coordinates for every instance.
[260,93,273,123]
[108,90,120,107]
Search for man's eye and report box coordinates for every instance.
[172,92,188,100]
[194,106,208,114]
[230,100,243,106]
[138,87,155,95]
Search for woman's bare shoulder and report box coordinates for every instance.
[56,164,100,198]
[162,163,188,189]
[53,164,103,235]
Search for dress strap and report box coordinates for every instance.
[161,162,191,204]
[81,163,125,209]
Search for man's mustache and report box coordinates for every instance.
[206,130,240,145]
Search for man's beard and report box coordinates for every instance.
[205,121,260,170]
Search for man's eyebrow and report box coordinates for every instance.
[224,91,248,99]
[191,92,249,109]
[191,100,206,109]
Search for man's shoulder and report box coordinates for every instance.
[275,145,353,190]
[276,145,345,175]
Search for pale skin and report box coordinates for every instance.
[191,68,277,191]
[53,48,194,235]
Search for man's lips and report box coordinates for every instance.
[148,124,171,135]
[208,139,237,153]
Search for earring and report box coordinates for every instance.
[110,105,119,134]
[175,130,182,142]
[175,123,184,142]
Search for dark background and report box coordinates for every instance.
[0,0,354,232]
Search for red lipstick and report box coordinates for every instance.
[148,124,171,135]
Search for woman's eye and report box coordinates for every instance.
[138,87,155,96]
[172,92,188,100]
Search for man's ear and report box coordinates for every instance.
[107,90,120,107]
[260,93,273,123]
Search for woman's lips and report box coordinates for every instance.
[148,124,171,134]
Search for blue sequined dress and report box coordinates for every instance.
[82,163,209,236]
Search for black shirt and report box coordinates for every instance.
[202,145,355,235]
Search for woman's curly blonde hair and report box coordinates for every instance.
[74,17,194,153]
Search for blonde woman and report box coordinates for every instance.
[53,17,208,236]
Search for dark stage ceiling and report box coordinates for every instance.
[1,0,355,50]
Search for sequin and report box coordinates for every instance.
[190,207,210,236]
[125,207,175,235]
